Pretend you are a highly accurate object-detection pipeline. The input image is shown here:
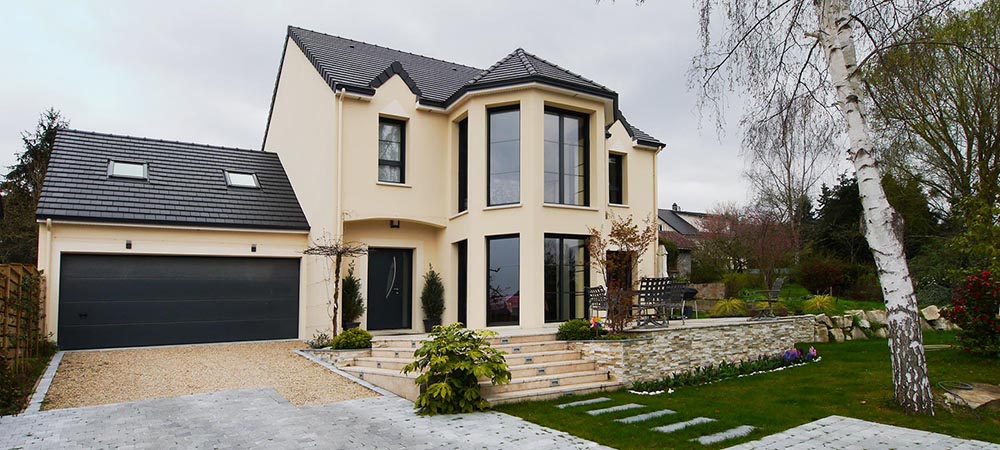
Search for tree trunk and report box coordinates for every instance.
[815,0,934,414]
[332,254,343,337]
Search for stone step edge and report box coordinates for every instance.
[479,370,609,387]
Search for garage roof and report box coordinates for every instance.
[37,129,310,231]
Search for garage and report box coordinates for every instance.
[57,254,300,350]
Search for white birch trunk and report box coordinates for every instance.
[814,0,934,414]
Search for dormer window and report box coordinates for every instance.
[224,170,260,188]
[108,161,147,180]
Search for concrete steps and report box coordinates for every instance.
[337,332,622,404]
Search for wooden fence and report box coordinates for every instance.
[0,264,45,373]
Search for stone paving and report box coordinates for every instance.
[726,415,1000,450]
[0,389,611,449]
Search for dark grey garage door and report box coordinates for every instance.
[58,254,300,350]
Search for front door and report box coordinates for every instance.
[367,248,412,331]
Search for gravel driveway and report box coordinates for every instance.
[42,341,376,410]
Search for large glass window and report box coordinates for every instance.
[488,107,520,206]
[609,153,624,204]
[458,119,468,212]
[487,235,519,326]
[456,240,468,326]
[544,235,590,322]
[544,108,589,206]
[378,118,405,183]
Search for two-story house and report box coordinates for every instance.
[35,26,664,350]
[264,27,664,333]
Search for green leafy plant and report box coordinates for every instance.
[420,265,445,325]
[402,323,511,414]
[722,272,762,298]
[802,295,837,313]
[710,298,748,317]
[945,270,1000,356]
[306,331,333,349]
[332,327,372,349]
[556,319,598,340]
[341,263,366,327]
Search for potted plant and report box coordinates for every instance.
[420,264,445,331]
[341,263,365,329]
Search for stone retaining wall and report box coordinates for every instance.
[812,305,958,343]
[690,282,725,299]
[570,316,815,384]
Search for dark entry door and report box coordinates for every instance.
[367,248,412,330]
[58,254,300,350]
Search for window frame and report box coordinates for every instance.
[486,105,521,207]
[457,118,469,213]
[224,170,261,189]
[107,160,148,180]
[378,117,407,184]
[486,233,520,326]
[608,152,625,205]
[543,234,591,323]
[544,106,590,207]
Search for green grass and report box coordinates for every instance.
[497,332,1000,450]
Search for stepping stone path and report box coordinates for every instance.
[615,409,675,424]
[557,398,757,446]
[653,417,716,434]
[693,425,756,445]
[556,397,610,409]
[586,403,644,416]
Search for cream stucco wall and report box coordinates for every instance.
[36,222,309,341]
[262,44,662,334]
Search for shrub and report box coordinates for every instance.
[802,295,837,313]
[556,319,598,340]
[710,298,748,317]
[794,255,849,295]
[631,346,819,392]
[420,265,445,323]
[844,268,882,301]
[306,331,333,349]
[402,324,511,414]
[915,283,953,307]
[332,327,372,349]
[945,270,1000,356]
[722,272,761,298]
[341,264,366,326]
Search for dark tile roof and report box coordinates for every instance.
[658,209,700,236]
[38,129,310,231]
[280,26,662,147]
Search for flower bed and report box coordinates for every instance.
[629,346,820,393]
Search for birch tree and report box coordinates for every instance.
[689,0,962,414]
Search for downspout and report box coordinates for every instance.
[44,218,53,335]
[336,88,345,238]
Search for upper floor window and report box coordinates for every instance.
[544,108,589,206]
[224,170,260,188]
[609,153,624,204]
[108,160,147,180]
[457,118,469,212]
[378,117,406,183]
[488,106,520,206]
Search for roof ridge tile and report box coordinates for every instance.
[58,129,274,156]
[514,48,538,75]
[288,26,481,71]
[519,49,611,92]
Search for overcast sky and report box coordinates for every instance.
[0,0,768,212]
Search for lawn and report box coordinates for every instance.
[497,331,1000,450]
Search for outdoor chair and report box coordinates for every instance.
[749,277,785,320]
[586,286,608,319]
[633,277,686,328]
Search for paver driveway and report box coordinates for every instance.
[43,341,375,409]
[1,389,611,449]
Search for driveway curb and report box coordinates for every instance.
[293,349,397,398]
[24,351,64,414]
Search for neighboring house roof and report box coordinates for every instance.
[658,208,701,236]
[659,230,698,251]
[37,129,310,231]
[277,26,662,148]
